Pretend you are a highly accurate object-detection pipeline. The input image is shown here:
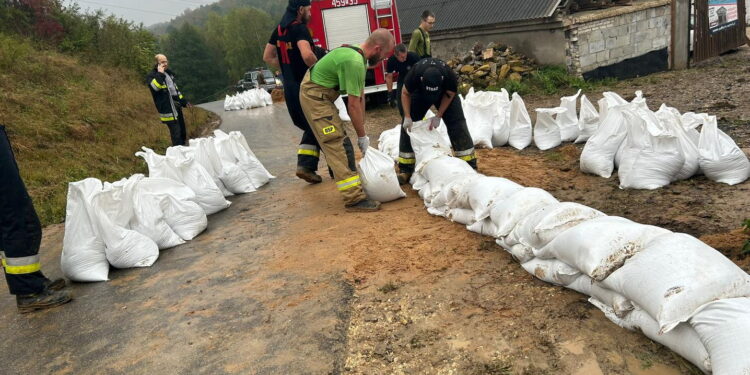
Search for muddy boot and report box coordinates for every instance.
[397,172,412,185]
[296,167,322,184]
[45,278,66,291]
[345,198,381,212]
[17,288,73,313]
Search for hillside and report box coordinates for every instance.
[149,0,284,35]
[0,34,216,226]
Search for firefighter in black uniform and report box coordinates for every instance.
[1,125,72,313]
[397,58,477,184]
[385,43,420,116]
[263,0,355,184]
[146,54,189,146]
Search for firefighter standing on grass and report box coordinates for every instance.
[146,54,189,146]
[263,0,356,184]
[1,125,72,313]
[397,58,477,184]
[299,29,395,212]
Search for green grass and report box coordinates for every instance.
[1,34,215,226]
[477,65,617,97]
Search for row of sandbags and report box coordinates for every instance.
[581,91,750,188]
[402,118,750,374]
[60,130,274,282]
[223,89,274,111]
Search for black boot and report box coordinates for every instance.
[296,167,322,184]
[17,287,73,313]
[345,199,381,212]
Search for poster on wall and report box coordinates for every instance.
[708,0,739,33]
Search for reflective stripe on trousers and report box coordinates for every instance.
[336,175,361,191]
[3,254,41,275]
[298,144,320,158]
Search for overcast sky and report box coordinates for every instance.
[63,0,218,26]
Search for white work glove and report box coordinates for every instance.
[402,117,413,132]
[357,136,370,156]
[429,116,442,131]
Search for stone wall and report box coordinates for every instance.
[566,1,671,76]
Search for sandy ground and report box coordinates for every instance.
[1,47,749,374]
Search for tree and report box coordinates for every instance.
[161,22,228,102]
[222,7,273,82]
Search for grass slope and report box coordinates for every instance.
[0,34,215,226]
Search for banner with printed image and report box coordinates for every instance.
[708,0,739,33]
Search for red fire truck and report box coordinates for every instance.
[308,0,402,98]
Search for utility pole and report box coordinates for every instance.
[671,0,690,70]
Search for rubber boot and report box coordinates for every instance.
[296,166,322,184]
[17,287,73,313]
[345,199,381,212]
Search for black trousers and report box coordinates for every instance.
[396,83,404,118]
[0,125,49,296]
[164,106,187,146]
[398,95,477,174]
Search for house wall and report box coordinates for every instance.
[566,1,671,77]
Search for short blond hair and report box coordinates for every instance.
[155,54,167,63]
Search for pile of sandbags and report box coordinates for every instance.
[223,89,274,111]
[405,117,750,374]
[461,88,532,150]
[61,130,274,282]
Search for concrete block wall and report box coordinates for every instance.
[567,4,671,76]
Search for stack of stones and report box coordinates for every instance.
[445,42,538,92]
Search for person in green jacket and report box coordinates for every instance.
[408,10,434,58]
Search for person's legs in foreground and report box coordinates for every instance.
[397,98,432,184]
[175,106,188,146]
[442,97,477,169]
[0,125,71,313]
[285,80,323,183]
[164,120,183,147]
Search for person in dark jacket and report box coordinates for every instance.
[146,54,189,146]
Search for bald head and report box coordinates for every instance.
[362,29,395,67]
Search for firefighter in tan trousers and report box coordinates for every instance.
[299,29,395,212]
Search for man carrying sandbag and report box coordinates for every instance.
[398,58,477,184]
[0,125,72,313]
[299,29,395,212]
[146,54,190,146]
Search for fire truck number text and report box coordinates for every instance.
[332,0,358,7]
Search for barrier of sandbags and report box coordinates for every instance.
[223,89,273,111]
[405,117,750,374]
[61,131,273,281]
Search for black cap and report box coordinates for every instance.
[281,0,312,28]
[421,66,444,101]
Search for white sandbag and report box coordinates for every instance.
[558,89,581,142]
[698,115,750,185]
[134,177,207,241]
[447,208,476,226]
[534,107,565,151]
[131,186,185,250]
[618,109,684,190]
[197,137,256,194]
[61,178,109,282]
[535,216,671,281]
[420,156,477,198]
[567,275,634,318]
[228,130,275,179]
[591,299,712,374]
[223,95,232,111]
[91,185,159,269]
[580,104,628,178]
[490,90,512,148]
[597,97,609,122]
[522,258,580,286]
[488,187,559,238]
[466,176,524,221]
[690,298,750,375]
[378,124,401,162]
[163,146,231,215]
[574,94,600,143]
[430,174,483,211]
[186,139,234,197]
[466,218,499,236]
[508,92,533,150]
[213,132,264,193]
[462,91,498,148]
[260,89,273,105]
[408,118,453,170]
[359,147,405,203]
[334,97,351,122]
[506,202,605,251]
[655,105,701,180]
[601,232,750,334]
[680,112,703,145]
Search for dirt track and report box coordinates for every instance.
[1,48,749,374]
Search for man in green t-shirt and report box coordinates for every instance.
[408,10,434,58]
[299,29,395,212]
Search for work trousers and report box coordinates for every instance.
[163,106,187,146]
[0,125,50,296]
[398,95,477,174]
[299,71,366,206]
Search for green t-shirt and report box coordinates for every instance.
[408,27,431,58]
[310,47,366,97]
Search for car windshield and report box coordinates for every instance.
[263,71,274,80]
